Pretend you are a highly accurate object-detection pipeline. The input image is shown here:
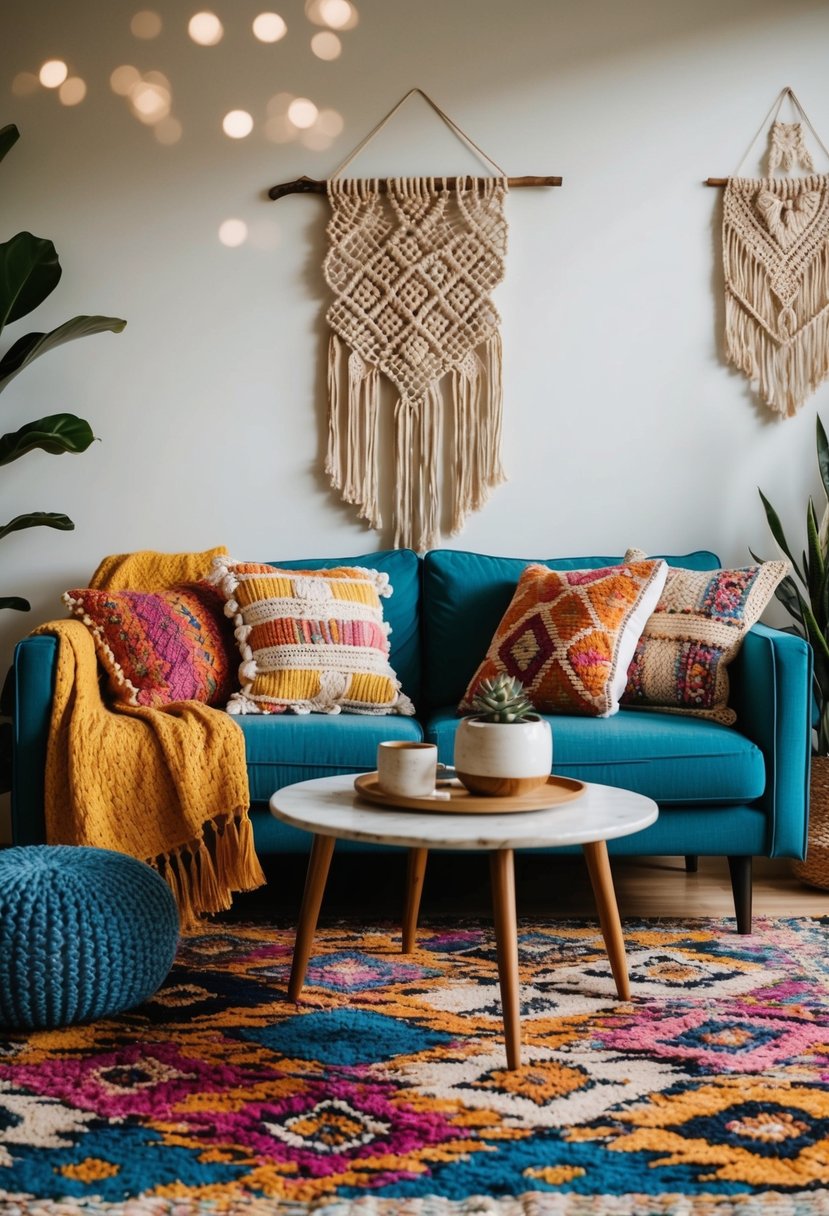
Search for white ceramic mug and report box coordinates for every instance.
[377,741,438,798]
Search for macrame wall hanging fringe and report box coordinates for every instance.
[709,87,829,417]
[269,88,560,550]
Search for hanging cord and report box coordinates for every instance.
[732,86,829,176]
[329,86,507,180]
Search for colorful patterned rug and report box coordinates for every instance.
[3,917,829,1215]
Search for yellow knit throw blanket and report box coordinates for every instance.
[34,546,266,930]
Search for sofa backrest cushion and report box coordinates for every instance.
[422,549,721,711]
[268,549,422,708]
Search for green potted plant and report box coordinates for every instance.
[454,673,553,796]
[756,414,829,887]
[0,122,126,612]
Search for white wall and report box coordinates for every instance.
[2,0,828,670]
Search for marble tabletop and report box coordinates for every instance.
[270,774,658,851]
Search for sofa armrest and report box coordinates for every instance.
[729,622,812,858]
[11,634,58,845]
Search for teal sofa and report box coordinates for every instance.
[10,547,813,933]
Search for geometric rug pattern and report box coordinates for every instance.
[2,917,829,1214]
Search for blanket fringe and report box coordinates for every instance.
[153,813,266,932]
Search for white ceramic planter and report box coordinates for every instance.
[453,715,553,796]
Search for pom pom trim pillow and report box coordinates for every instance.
[209,558,415,716]
[459,559,668,718]
[63,583,236,708]
[621,548,789,724]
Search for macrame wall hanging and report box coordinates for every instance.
[707,87,829,417]
[268,89,561,550]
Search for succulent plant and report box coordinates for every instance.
[471,673,536,724]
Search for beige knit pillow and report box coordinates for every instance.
[620,548,788,724]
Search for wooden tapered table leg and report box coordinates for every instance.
[582,840,631,1000]
[489,847,522,1070]
[402,847,428,953]
[287,834,336,1001]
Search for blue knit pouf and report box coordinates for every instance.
[0,845,179,1031]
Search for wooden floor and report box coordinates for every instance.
[227,851,829,926]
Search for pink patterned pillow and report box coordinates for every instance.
[64,583,237,708]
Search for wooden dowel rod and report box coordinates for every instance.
[705,178,729,186]
[268,174,562,200]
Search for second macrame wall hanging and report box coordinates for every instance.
[269,89,560,550]
[716,87,829,417]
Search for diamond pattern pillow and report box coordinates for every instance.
[64,583,236,708]
[621,548,789,723]
[459,560,668,718]
[209,558,415,716]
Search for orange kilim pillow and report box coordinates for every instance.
[459,560,668,718]
[209,557,414,716]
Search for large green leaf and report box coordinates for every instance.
[758,488,804,582]
[0,314,126,392]
[0,596,30,612]
[0,511,74,542]
[806,498,825,615]
[0,231,61,330]
[0,414,95,466]
[0,124,19,165]
[818,415,829,506]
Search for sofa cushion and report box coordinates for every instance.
[459,560,668,718]
[621,550,788,725]
[269,550,422,709]
[422,549,721,712]
[239,712,424,803]
[63,583,235,708]
[426,706,765,805]
[211,559,414,716]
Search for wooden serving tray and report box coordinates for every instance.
[353,773,585,814]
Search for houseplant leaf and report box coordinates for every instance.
[759,490,804,582]
[0,512,73,542]
[0,315,126,392]
[0,232,62,330]
[0,124,19,164]
[0,414,95,465]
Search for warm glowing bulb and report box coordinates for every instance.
[131,9,162,38]
[319,0,352,28]
[219,219,248,247]
[111,64,141,95]
[222,110,254,138]
[252,12,287,41]
[287,97,318,129]
[131,81,171,121]
[39,60,68,89]
[188,11,223,45]
[59,77,87,106]
[311,31,341,59]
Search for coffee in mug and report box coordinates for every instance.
[377,741,438,798]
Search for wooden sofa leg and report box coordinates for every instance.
[727,856,753,934]
[684,855,698,873]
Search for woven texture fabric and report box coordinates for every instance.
[210,557,415,716]
[723,173,829,415]
[63,583,236,708]
[34,549,265,931]
[324,178,508,551]
[4,916,829,1212]
[0,845,178,1030]
[622,548,788,723]
[459,560,667,718]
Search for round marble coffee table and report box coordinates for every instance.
[270,774,658,1070]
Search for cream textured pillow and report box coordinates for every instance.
[209,558,414,716]
[621,548,788,723]
[459,559,668,718]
